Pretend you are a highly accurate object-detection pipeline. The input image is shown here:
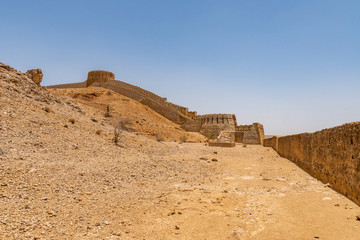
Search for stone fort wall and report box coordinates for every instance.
[263,122,360,206]
[47,70,264,143]
[48,71,198,126]
[92,80,196,125]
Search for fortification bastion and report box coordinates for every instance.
[86,70,115,87]
[198,114,236,137]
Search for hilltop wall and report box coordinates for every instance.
[46,71,264,139]
[47,77,198,127]
[105,80,197,121]
[47,81,87,89]
[263,122,360,205]
[93,81,196,126]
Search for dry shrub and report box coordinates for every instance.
[206,132,217,140]
[114,118,132,145]
[104,104,112,117]
[179,135,188,143]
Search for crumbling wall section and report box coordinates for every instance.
[264,122,360,206]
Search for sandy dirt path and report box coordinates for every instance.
[134,143,360,240]
[1,142,359,239]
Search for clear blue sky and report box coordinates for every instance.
[1,0,359,135]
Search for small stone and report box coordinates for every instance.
[356,214,360,221]
[211,158,218,162]
[103,220,109,225]
[213,151,218,154]
[47,211,56,217]
[95,223,100,226]
[85,192,92,195]
[79,217,84,221]
[325,183,332,188]
[175,225,180,230]
[321,197,332,201]
[314,236,320,239]
[168,210,176,216]
[334,204,339,207]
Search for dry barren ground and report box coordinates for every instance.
[1,63,359,239]
[1,142,359,239]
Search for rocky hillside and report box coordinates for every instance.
[0,63,214,239]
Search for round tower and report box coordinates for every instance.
[86,70,115,87]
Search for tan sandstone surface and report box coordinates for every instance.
[1,63,360,239]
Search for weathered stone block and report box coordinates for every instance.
[26,69,43,86]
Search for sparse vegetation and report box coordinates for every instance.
[206,132,217,140]
[114,118,132,145]
[104,104,112,117]
[179,134,188,143]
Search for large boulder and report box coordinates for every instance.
[26,69,43,86]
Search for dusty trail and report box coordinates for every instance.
[133,143,360,240]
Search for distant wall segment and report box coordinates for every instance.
[263,122,360,206]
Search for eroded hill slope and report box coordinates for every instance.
[49,87,205,142]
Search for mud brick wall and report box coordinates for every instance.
[264,122,360,205]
